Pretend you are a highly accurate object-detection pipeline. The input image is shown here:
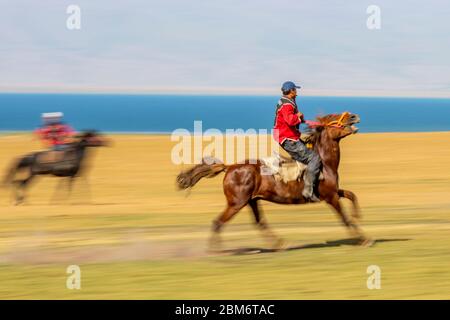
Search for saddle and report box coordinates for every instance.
[261,149,324,183]
[37,149,76,165]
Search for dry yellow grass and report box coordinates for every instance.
[0,132,450,299]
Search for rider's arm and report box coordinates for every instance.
[280,104,302,126]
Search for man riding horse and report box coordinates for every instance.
[177,84,372,249]
[4,129,107,205]
[274,81,321,202]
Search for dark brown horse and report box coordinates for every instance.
[3,130,108,205]
[177,112,372,250]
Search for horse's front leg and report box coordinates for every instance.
[338,188,361,220]
[327,193,372,246]
[67,176,76,198]
[80,175,92,204]
[50,178,66,204]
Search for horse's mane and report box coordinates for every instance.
[302,114,331,146]
[302,129,320,147]
[77,130,99,138]
[316,114,340,124]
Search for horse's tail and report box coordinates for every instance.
[2,155,33,187]
[176,158,228,190]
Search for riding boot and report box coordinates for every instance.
[302,171,320,203]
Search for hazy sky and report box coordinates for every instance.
[1,0,449,96]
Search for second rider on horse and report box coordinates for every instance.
[34,112,76,162]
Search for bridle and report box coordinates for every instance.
[304,112,353,149]
[305,111,351,129]
[326,111,351,128]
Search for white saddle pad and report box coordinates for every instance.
[261,152,323,183]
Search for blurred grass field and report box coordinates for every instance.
[1,132,450,299]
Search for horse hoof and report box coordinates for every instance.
[351,217,361,224]
[272,238,288,251]
[207,237,222,253]
[207,248,223,255]
[359,237,374,247]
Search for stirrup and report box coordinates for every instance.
[302,190,320,203]
[307,194,321,203]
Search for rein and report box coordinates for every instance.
[305,112,350,129]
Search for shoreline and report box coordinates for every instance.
[2,91,450,100]
[1,130,450,136]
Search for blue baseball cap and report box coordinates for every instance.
[281,81,301,92]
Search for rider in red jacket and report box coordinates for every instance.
[273,81,322,202]
[34,112,76,162]
[273,96,303,144]
[35,112,75,150]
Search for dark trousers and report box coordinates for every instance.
[281,139,322,187]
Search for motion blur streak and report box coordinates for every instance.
[1,132,450,299]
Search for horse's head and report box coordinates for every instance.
[315,112,360,140]
[76,130,110,147]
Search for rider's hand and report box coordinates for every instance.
[297,112,304,120]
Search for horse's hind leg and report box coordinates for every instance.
[327,193,372,246]
[14,174,35,205]
[51,177,77,204]
[66,176,77,202]
[248,199,286,250]
[12,181,23,205]
[338,189,361,220]
[209,202,246,252]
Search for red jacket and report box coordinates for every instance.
[35,123,75,147]
[273,97,302,144]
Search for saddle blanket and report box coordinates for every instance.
[261,152,324,183]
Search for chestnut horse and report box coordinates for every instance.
[177,112,372,250]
